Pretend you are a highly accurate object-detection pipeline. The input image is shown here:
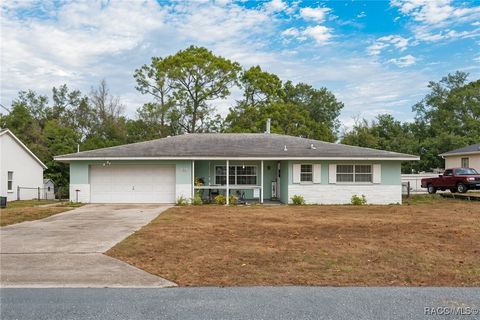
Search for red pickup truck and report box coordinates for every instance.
[421,168,480,194]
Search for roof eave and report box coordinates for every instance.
[55,156,419,162]
[440,151,480,157]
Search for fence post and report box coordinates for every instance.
[407,181,410,198]
[38,187,40,201]
[17,186,20,201]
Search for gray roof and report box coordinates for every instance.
[440,143,480,156]
[55,133,419,160]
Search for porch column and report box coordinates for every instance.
[192,160,195,200]
[260,160,264,204]
[226,159,229,205]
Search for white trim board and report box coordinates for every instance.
[55,156,419,162]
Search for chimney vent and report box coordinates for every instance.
[266,118,271,134]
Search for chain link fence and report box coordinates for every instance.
[17,186,70,201]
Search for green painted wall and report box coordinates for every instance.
[280,160,289,203]
[70,162,89,184]
[69,160,192,185]
[287,160,402,185]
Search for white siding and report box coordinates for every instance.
[288,184,402,205]
[313,164,321,184]
[0,133,44,201]
[444,154,480,172]
[176,183,192,202]
[69,184,91,203]
[292,164,301,183]
[328,164,336,184]
[373,164,381,184]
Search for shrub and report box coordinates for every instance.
[176,196,189,206]
[229,195,238,205]
[192,193,203,206]
[291,195,305,205]
[213,194,226,205]
[351,194,367,205]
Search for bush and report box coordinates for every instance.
[192,194,203,206]
[351,194,367,205]
[291,195,305,205]
[229,195,238,205]
[213,194,226,205]
[176,196,189,206]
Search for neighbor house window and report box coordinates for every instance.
[7,171,13,191]
[461,157,469,168]
[336,165,372,183]
[300,164,313,182]
[215,165,257,185]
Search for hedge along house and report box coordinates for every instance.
[54,130,419,205]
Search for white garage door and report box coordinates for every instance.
[90,165,176,203]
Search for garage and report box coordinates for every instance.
[90,165,176,203]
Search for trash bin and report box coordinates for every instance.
[0,196,6,209]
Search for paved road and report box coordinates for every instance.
[1,287,479,320]
[0,204,175,288]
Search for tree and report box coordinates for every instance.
[135,46,241,133]
[83,80,127,149]
[42,120,80,197]
[225,67,342,141]
[283,81,343,135]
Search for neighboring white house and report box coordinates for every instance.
[440,143,480,172]
[55,131,419,205]
[0,129,47,201]
[43,179,56,200]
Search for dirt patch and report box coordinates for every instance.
[1,207,73,227]
[107,199,480,286]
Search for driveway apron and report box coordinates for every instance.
[0,204,175,288]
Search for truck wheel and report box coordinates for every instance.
[457,183,468,193]
[427,185,437,194]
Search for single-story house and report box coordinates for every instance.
[55,132,418,205]
[440,143,480,172]
[0,128,47,201]
[43,179,55,200]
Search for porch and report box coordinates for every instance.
[191,160,285,204]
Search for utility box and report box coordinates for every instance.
[0,196,7,208]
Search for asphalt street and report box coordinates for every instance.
[1,287,479,320]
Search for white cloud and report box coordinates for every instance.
[303,25,333,45]
[391,0,480,25]
[391,0,480,43]
[264,0,287,13]
[367,35,409,55]
[388,54,417,67]
[357,11,366,18]
[282,25,333,45]
[299,7,330,22]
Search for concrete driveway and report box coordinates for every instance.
[0,204,175,288]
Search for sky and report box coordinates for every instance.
[1,0,479,131]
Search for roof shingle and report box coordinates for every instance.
[55,133,419,160]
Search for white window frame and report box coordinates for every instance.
[7,171,14,192]
[300,164,313,183]
[461,157,469,168]
[215,165,258,185]
[336,164,373,184]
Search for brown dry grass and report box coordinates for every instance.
[107,199,480,287]
[0,202,76,226]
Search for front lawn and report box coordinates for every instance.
[107,197,480,286]
[0,200,82,227]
